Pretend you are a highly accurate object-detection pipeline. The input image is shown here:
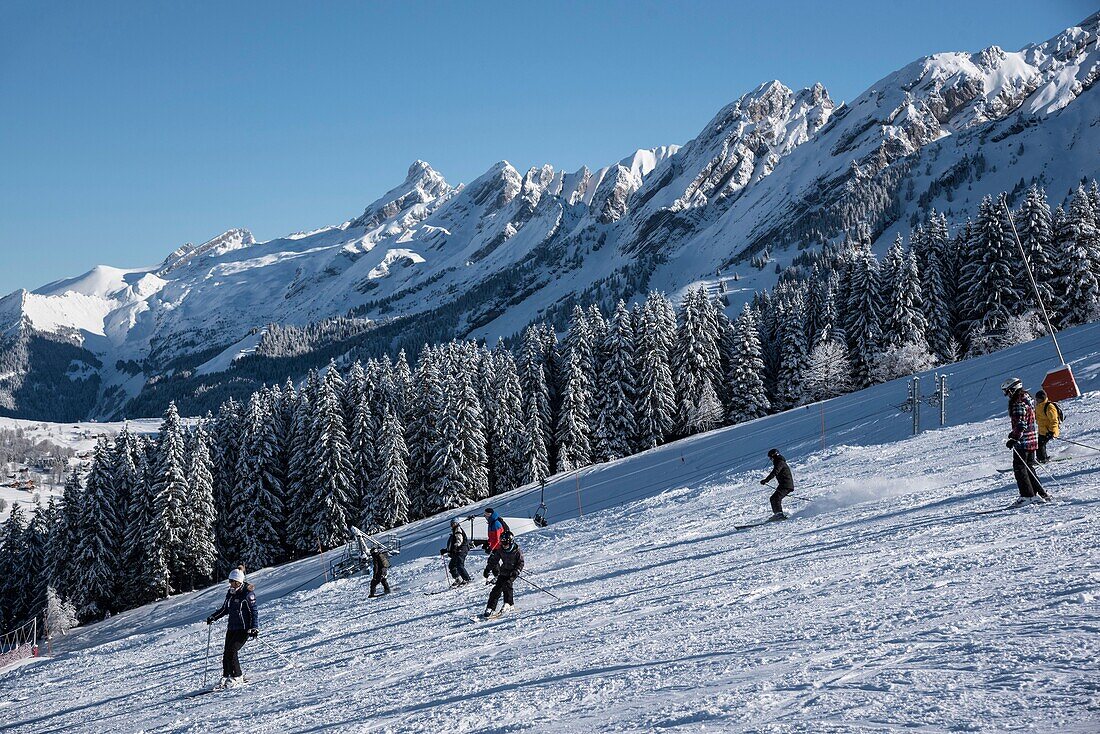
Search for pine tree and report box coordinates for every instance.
[634,292,677,450]
[406,348,443,519]
[556,350,592,471]
[518,326,550,483]
[1016,186,1057,319]
[49,471,84,601]
[883,245,929,350]
[345,362,375,527]
[1057,188,1100,325]
[284,372,319,556]
[672,288,723,436]
[593,300,638,461]
[488,346,526,495]
[210,398,243,575]
[182,425,216,588]
[238,392,284,570]
[773,286,811,409]
[841,245,882,386]
[726,305,771,423]
[151,402,189,597]
[75,438,123,617]
[305,365,353,551]
[803,339,854,402]
[0,503,27,631]
[428,368,472,514]
[370,408,410,530]
[963,195,1027,341]
[916,211,953,361]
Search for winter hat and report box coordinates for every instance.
[451,518,460,527]
[483,507,493,514]
[1036,390,1047,400]
[767,448,780,459]
[228,568,246,584]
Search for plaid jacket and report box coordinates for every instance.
[1009,390,1039,451]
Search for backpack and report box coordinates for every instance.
[1050,401,1065,422]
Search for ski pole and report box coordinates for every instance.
[517,573,560,601]
[442,556,451,588]
[1055,436,1100,452]
[1012,446,1057,489]
[256,635,296,668]
[785,495,813,505]
[202,624,213,688]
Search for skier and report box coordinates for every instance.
[1002,377,1049,505]
[368,546,391,597]
[440,519,472,586]
[482,507,510,552]
[482,530,524,619]
[204,566,258,689]
[760,448,794,519]
[1034,389,1061,463]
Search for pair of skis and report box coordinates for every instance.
[734,513,789,530]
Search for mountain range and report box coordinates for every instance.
[2,12,1098,421]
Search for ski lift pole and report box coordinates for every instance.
[1003,200,1066,365]
[517,573,560,601]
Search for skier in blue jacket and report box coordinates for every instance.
[205,566,258,689]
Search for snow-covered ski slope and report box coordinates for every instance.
[4,323,1100,733]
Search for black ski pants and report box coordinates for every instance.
[1037,433,1053,463]
[770,488,792,514]
[487,575,515,610]
[1012,448,1047,499]
[449,554,471,582]
[222,629,249,678]
[370,572,390,596]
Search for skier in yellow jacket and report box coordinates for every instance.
[1034,389,1061,463]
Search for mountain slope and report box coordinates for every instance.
[2,13,1098,421]
[3,322,1100,732]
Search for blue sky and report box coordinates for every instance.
[0,0,1093,294]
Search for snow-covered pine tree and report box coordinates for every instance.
[915,211,953,362]
[453,344,490,501]
[370,408,409,530]
[427,364,473,514]
[392,349,414,424]
[305,364,353,551]
[0,503,27,631]
[44,585,78,641]
[634,292,677,450]
[963,195,1028,344]
[593,300,638,462]
[284,371,319,557]
[518,326,550,484]
[772,285,811,409]
[672,288,724,436]
[344,361,374,528]
[725,304,771,424]
[210,397,243,575]
[19,499,48,632]
[1057,188,1100,325]
[151,402,189,597]
[48,471,84,601]
[74,438,123,617]
[803,339,854,402]
[238,392,284,571]
[565,305,596,443]
[489,344,526,495]
[841,244,882,386]
[406,347,443,519]
[556,350,592,472]
[182,424,216,588]
[1015,186,1057,320]
[883,243,929,351]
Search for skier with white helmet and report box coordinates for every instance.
[204,566,258,689]
[1002,377,1049,506]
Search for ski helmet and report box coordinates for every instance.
[450,518,460,527]
[228,568,246,584]
[483,507,493,515]
[1001,377,1023,395]
[500,530,515,546]
[767,448,780,459]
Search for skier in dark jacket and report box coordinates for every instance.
[369,546,391,597]
[205,566,258,689]
[482,530,524,618]
[1003,377,1049,505]
[440,519,472,585]
[761,448,794,519]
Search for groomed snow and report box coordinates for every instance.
[3,324,1100,732]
